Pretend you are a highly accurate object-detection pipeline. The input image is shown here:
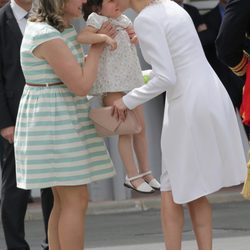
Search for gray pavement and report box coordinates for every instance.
[1,186,250,249]
[84,200,250,249]
[24,185,247,220]
[87,238,250,250]
[87,237,250,250]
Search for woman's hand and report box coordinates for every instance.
[112,98,128,121]
[90,42,105,55]
[197,23,207,32]
[98,22,117,50]
[105,36,117,50]
[98,21,117,39]
[1,126,15,144]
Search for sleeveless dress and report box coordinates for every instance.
[86,13,144,96]
[14,22,115,189]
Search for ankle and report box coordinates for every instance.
[139,170,154,182]
[131,177,145,188]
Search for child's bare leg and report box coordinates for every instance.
[187,196,212,250]
[103,92,144,188]
[118,134,140,178]
[161,191,184,250]
[133,105,156,182]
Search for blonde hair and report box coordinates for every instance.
[29,0,67,32]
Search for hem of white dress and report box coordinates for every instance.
[161,180,244,205]
[16,171,115,190]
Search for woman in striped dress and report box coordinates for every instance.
[14,0,115,249]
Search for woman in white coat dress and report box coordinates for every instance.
[114,0,247,249]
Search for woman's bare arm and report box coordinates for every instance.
[77,26,117,50]
[33,38,104,96]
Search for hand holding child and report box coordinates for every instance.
[98,21,117,39]
[105,36,117,50]
[112,98,127,121]
[98,21,117,50]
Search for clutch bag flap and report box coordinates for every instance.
[89,107,121,132]
[89,106,142,137]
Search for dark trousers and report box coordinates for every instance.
[40,188,53,250]
[0,138,53,250]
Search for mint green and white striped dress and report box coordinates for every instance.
[14,22,115,189]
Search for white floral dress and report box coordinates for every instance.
[86,13,144,95]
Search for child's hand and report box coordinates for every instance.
[105,36,117,51]
[126,26,138,44]
[130,35,138,45]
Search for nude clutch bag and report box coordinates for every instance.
[89,106,142,137]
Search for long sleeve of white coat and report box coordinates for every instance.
[123,13,177,110]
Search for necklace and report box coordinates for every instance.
[148,0,162,5]
[145,0,162,8]
[138,0,162,12]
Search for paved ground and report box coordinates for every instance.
[24,185,247,219]
[1,186,250,250]
[87,237,250,250]
[85,200,250,249]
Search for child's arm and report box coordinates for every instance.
[117,14,138,44]
[77,26,117,50]
[126,25,138,44]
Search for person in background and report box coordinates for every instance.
[216,0,250,79]
[0,1,53,249]
[0,0,7,206]
[0,0,8,8]
[114,0,246,249]
[202,0,246,112]
[173,0,207,33]
[215,0,250,137]
[202,0,244,108]
[216,0,250,199]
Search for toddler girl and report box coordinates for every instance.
[78,0,160,193]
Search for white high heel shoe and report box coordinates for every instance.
[124,174,155,194]
[141,171,161,190]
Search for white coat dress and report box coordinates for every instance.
[123,0,247,204]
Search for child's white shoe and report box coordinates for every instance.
[141,171,161,190]
[147,178,161,190]
[124,175,155,194]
